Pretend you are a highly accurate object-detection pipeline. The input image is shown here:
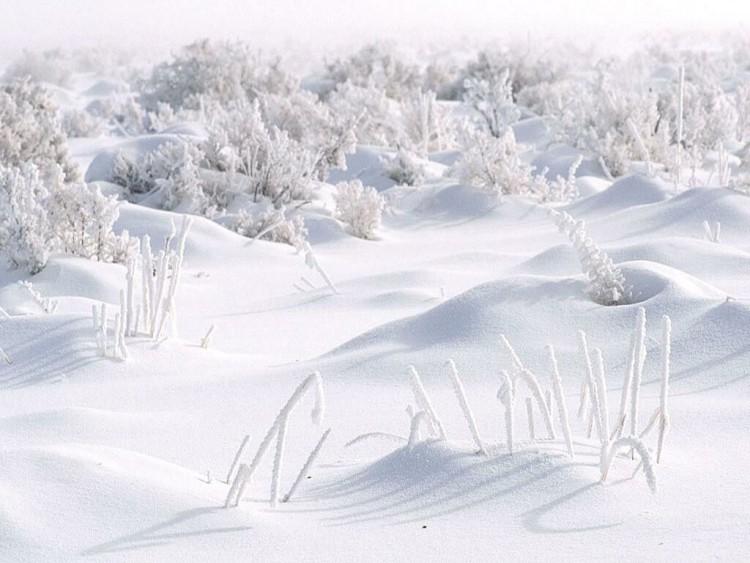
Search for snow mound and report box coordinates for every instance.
[518,236,750,284]
[0,444,229,559]
[565,174,671,217]
[318,259,729,380]
[313,440,651,527]
[531,145,606,181]
[0,407,172,449]
[619,260,727,303]
[410,185,546,223]
[115,203,290,266]
[511,116,549,145]
[326,145,398,191]
[82,79,128,97]
[590,187,750,243]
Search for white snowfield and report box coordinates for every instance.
[2,92,750,562]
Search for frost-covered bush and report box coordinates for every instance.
[735,81,750,143]
[550,209,629,306]
[0,163,127,273]
[532,156,582,203]
[677,81,738,151]
[399,90,456,155]
[463,71,521,138]
[553,79,664,178]
[452,128,536,196]
[461,49,569,103]
[3,49,73,86]
[324,43,422,100]
[0,79,79,181]
[328,82,401,147]
[50,182,128,262]
[89,94,177,136]
[0,164,53,273]
[201,99,316,204]
[333,180,385,239]
[61,108,104,138]
[259,90,358,180]
[384,148,426,186]
[232,202,308,249]
[112,140,209,213]
[138,39,296,111]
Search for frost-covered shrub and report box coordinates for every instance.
[384,148,426,186]
[328,82,401,147]
[259,90,357,180]
[0,79,78,181]
[463,72,521,137]
[735,81,750,142]
[50,182,128,262]
[112,140,209,213]
[201,99,315,204]
[423,57,465,101]
[232,202,308,249]
[3,49,73,86]
[452,128,535,196]
[461,49,569,103]
[90,94,176,136]
[138,39,296,111]
[324,43,422,100]
[678,82,738,151]
[557,80,664,178]
[333,180,384,239]
[0,164,53,273]
[0,163,127,273]
[550,209,629,306]
[399,90,456,155]
[61,108,104,138]
[532,156,582,203]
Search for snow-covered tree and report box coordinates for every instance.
[333,180,385,239]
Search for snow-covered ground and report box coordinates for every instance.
[2,51,750,562]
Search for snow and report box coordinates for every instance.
[2,48,750,562]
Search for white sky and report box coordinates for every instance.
[1,0,748,58]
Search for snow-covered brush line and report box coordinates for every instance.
[346,309,671,494]
[225,372,327,509]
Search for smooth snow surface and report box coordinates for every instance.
[2,108,750,563]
